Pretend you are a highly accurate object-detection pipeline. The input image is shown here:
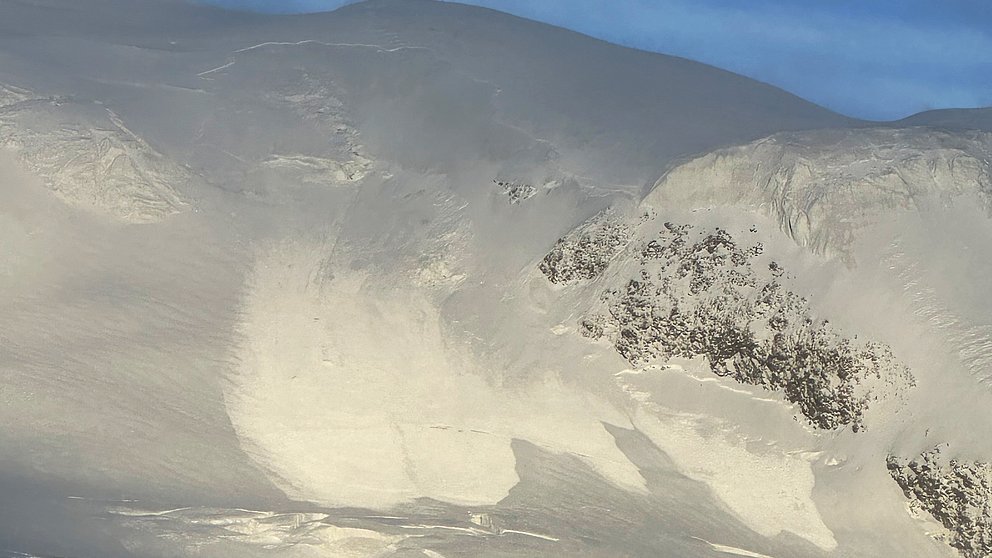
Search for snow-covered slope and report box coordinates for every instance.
[643,128,992,259]
[898,108,992,132]
[0,95,188,221]
[1,1,991,558]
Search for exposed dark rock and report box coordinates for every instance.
[888,446,992,558]
[539,212,631,284]
[494,179,537,204]
[581,222,911,431]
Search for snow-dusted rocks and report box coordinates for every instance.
[645,128,992,258]
[888,446,992,558]
[539,210,632,284]
[494,178,537,204]
[0,97,187,222]
[578,222,912,431]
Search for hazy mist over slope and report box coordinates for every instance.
[2,1,992,557]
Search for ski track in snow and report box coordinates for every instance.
[198,40,432,80]
[196,60,236,77]
[233,40,432,54]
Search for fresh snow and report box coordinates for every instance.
[1,0,990,557]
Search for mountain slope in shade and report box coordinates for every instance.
[898,107,992,132]
[0,1,990,558]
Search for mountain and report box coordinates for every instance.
[0,0,852,187]
[898,107,992,132]
[1,1,990,557]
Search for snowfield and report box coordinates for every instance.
[1,1,992,557]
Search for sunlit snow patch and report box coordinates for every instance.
[226,238,646,509]
[617,365,838,551]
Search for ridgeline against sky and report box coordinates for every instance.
[198,0,992,121]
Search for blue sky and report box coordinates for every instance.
[200,0,992,121]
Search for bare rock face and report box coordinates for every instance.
[0,95,187,222]
[494,179,537,204]
[888,446,992,558]
[539,210,632,284]
[578,222,911,431]
[644,128,992,258]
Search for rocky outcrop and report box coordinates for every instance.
[0,97,187,222]
[494,179,537,204]
[539,210,631,284]
[579,222,909,431]
[888,446,992,558]
[644,128,992,258]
